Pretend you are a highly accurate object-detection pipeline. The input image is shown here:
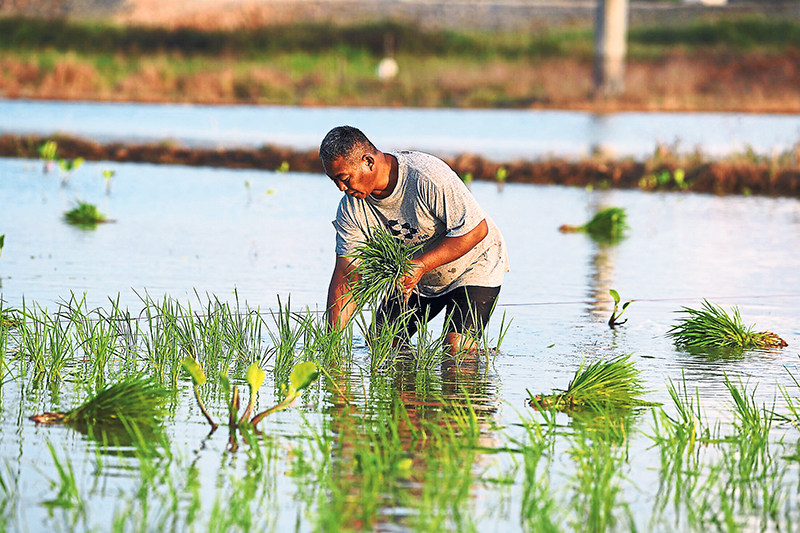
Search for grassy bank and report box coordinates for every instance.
[1,17,800,111]
[3,133,799,198]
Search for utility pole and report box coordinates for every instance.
[594,0,629,96]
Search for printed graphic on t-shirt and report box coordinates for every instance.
[386,219,419,242]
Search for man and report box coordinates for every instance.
[320,125,509,355]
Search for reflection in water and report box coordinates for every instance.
[312,355,501,530]
[583,195,621,324]
[586,242,618,324]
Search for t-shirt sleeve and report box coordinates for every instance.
[333,198,366,257]
[420,164,486,238]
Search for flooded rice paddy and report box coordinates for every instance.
[2,99,800,160]
[1,154,800,532]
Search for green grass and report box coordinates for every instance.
[628,17,800,51]
[667,299,787,349]
[2,16,798,60]
[528,355,652,412]
[63,201,107,228]
[0,17,588,60]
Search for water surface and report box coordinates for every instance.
[1,156,800,531]
[2,99,799,160]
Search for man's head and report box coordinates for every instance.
[320,126,387,200]
[319,125,377,168]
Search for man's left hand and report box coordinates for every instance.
[400,259,427,301]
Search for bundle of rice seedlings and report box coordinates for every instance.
[346,226,422,307]
[559,207,629,243]
[528,355,652,412]
[29,376,172,426]
[667,300,787,349]
[64,201,108,228]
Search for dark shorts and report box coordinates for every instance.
[378,285,501,338]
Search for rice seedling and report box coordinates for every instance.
[266,295,303,378]
[0,234,4,257]
[0,461,19,532]
[134,291,185,384]
[181,355,218,430]
[777,365,800,428]
[298,310,353,368]
[102,169,115,195]
[63,201,108,228]
[724,373,774,445]
[59,293,120,387]
[567,427,633,533]
[346,226,422,309]
[495,166,508,192]
[38,140,57,172]
[502,409,560,530]
[607,289,633,329]
[15,298,75,385]
[57,157,84,186]
[239,362,266,423]
[42,441,85,523]
[104,294,141,372]
[354,307,413,369]
[527,355,653,412]
[409,307,450,370]
[559,207,629,244]
[251,361,319,428]
[29,376,172,427]
[667,299,787,349]
[479,308,512,359]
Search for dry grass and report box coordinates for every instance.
[3,49,800,112]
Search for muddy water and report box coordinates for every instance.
[2,100,800,160]
[1,156,800,531]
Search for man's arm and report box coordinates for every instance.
[400,219,489,299]
[326,255,360,330]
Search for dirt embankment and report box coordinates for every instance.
[3,133,799,198]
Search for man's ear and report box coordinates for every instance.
[361,153,375,171]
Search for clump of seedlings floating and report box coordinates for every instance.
[528,355,653,412]
[667,299,787,349]
[29,376,172,427]
[347,226,421,308]
[64,201,110,228]
[559,206,629,243]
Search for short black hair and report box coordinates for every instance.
[319,125,377,166]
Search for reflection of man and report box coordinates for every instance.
[320,125,509,354]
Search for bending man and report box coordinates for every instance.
[321,125,509,355]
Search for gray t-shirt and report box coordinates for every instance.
[333,151,509,297]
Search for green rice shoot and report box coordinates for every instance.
[667,299,787,349]
[64,201,108,227]
[528,354,652,411]
[30,376,172,427]
[346,226,421,307]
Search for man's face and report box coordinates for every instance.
[324,155,375,200]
